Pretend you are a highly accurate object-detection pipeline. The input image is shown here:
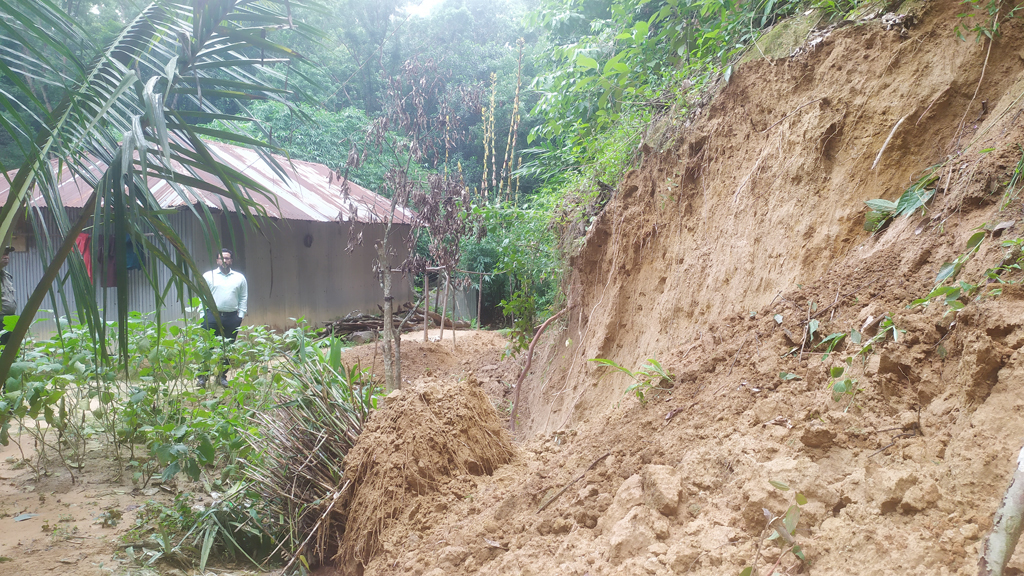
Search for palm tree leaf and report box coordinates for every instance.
[192,58,291,70]
[0,0,325,386]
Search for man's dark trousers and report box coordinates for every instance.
[201,309,242,383]
[203,309,241,341]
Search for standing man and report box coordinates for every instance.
[0,246,15,345]
[198,248,247,387]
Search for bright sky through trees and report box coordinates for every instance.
[407,0,443,17]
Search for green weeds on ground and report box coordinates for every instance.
[0,311,380,571]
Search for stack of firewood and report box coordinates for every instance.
[316,304,469,338]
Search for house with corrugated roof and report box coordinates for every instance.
[0,141,416,334]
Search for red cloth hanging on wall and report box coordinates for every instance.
[74,233,92,280]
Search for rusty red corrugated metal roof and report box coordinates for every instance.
[0,141,414,225]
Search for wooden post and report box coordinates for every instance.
[423,272,429,342]
[433,273,441,313]
[439,271,450,343]
[477,273,483,329]
[509,274,514,328]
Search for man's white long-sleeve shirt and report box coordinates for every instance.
[202,268,248,319]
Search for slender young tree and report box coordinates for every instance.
[366,56,480,391]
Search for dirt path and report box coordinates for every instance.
[0,437,173,576]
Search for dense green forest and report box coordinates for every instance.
[0,0,837,344]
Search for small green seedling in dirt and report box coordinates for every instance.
[984,236,1024,283]
[739,481,808,576]
[1001,145,1024,210]
[857,314,903,357]
[590,357,675,406]
[817,332,847,360]
[827,359,861,410]
[935,230,986,285]
[864,166,941,232]
[910,284,969,312]
[779,372,801,381]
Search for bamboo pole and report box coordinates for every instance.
[980,443,1024,575]
[423,273,429,342]
[433,273,441,315]
[477,273,483,328]
[439,271,450,343]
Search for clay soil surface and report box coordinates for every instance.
[0,435,179,576]
[324,1,1024,575]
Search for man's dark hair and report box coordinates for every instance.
[219,248,234,259]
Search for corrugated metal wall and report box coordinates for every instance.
[8,208,200,337]
[8,208,417,336]
[239,218,416,330]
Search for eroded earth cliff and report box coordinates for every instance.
[339,1,1024,574]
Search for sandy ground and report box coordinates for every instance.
[0,436,173,576]
[342,329,522,413]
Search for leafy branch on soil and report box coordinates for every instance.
[864,164,942,232]
[954,0,1024,43]
[589,357,675,406]
[909,228,1024,313]
[742,481,808,576]
[856,314,903,357]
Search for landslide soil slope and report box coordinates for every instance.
[340,1,1024,575]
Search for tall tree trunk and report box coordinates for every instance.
[393,291,402,387]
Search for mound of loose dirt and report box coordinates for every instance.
[336,376,514,575]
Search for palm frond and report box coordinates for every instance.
[0,0,324,383]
